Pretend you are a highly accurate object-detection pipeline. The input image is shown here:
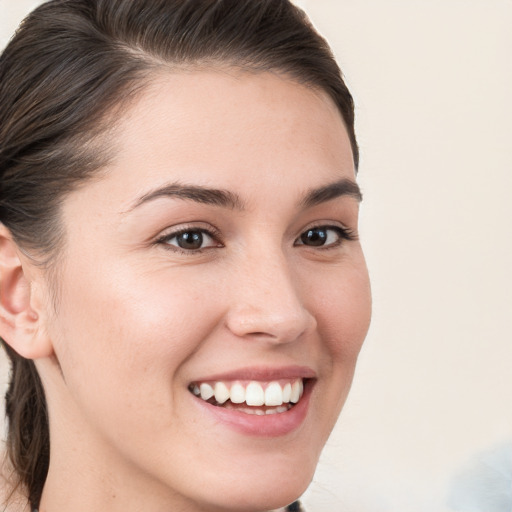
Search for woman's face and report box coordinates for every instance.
[41,71,371,511]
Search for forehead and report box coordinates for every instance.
[67,70,355,216]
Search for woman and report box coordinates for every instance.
[0,1,371,511]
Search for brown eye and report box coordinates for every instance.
[176,231,204,250]
[296,225,355,248]
[160,228,219,252]
[300,228,328,246]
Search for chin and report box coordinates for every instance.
[196,450,317,511]
[204,476,310,512]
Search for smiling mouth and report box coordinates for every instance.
[188,379,305,415]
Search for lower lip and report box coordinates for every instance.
[192,381,313,437]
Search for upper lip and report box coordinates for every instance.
[190,365,317,383]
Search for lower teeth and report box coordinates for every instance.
[219,402,292,415]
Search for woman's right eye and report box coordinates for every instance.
[157,228,221,252]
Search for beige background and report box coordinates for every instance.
[1,1,511,511]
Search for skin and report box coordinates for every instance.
[4,70,371,511]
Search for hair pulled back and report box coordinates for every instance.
[0,0,358,507]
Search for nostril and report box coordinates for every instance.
[225,306,315,344]
[224,272,316,342]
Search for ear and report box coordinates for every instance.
[0,224,53,359]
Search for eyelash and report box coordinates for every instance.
[155,223,357,254]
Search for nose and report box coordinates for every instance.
[224,251,316,344]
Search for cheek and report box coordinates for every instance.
[298,257,371,446]
[309,259,372,362]
[48,262,222,411]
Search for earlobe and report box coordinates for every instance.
[0,225,53,359]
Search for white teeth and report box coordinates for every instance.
[264,382,283,406]
[245,381,265,406]
[230,383,246,404]
[192,378,306,410]
[214,382,230,404]
[224,403,293,415]
[282,382,292,403]
[200,383,214,400]
[290,380,301,403]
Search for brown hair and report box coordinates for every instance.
[0,0,358,507]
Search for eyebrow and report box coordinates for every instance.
[129,183,245,211]
[128,177,362,213]
[300,178,363,207]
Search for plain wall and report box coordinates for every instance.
[1,1,511,511]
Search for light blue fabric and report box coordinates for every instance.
[447,442,512,512]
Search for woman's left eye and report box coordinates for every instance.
[158,228,220,252]
[295,225,355,248]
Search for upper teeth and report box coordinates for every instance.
[191,379,304,407]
